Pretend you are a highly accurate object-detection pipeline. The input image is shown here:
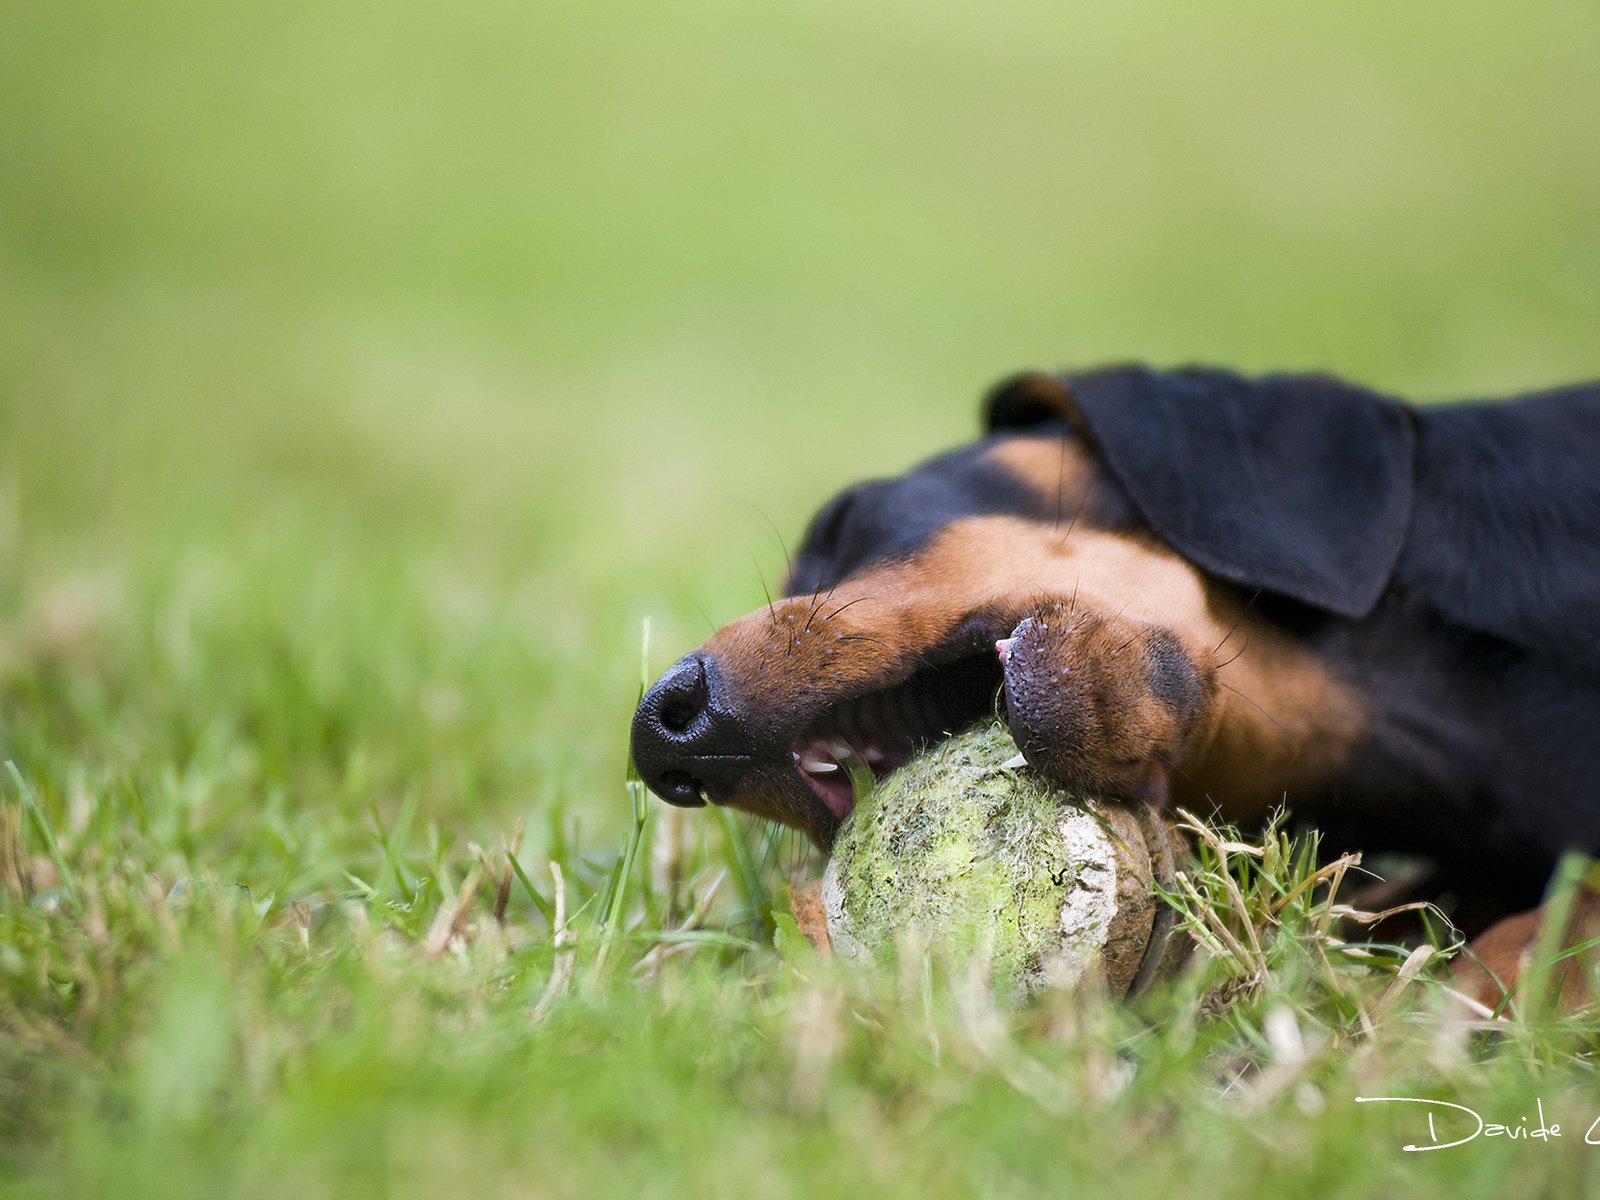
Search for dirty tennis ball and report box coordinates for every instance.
[818,722,1186,998]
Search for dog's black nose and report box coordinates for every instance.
[630,653,755,807]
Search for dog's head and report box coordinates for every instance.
[630,366,1415,849]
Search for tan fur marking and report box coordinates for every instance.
[984,437,1102,512]
[706,514,1368,828]
[1453,888,1600,1014]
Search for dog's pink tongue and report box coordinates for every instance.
[819,779,856,821]
[794,740,857,821]
[800,767,854,821]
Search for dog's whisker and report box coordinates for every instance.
[689,600,718,636]
[823,595,873,622]
[748,550,779,632]
[1211,588,1262,658]
[1215,679,1292,746]
[1213,636,1250,672]
[1151,747,1201,790]
[1059,477,1092,546]
[733,495,796,588]
[836,634,892,649]
[799,595,824,638]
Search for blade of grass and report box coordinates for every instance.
[5,761,78,908]
[623,929,760,951]
[1517,851,1593,1019]
[713,806,771,925]
[370,797,417,898]
[508,851,556,926]
[595,777,651,972]
[594,618,658,972]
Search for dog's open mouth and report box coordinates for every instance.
[788,654,1003,822]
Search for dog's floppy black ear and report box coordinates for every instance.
[983,372,1086,434]
[1060,365,1416,618]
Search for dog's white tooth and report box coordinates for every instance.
[995,637,1017,663]
[827,739,853,760]
[791,750,801,764]
[800,757,840,774]
[861,745,886,765]
[1000,753,1028,770]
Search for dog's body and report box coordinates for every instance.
[632,365,1600,991]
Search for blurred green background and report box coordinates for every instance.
[3,0,1599,878]
[4,3,1600,1195]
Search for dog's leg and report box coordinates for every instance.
[995,604,1212,808]
[1451,881,1600,1016]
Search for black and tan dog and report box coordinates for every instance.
[631,365,1600,999]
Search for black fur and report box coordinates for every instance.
[986,365,1600,915]
[789,447,1063,595]
[991,364,1417,618]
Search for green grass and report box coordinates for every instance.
[3,0,1600,1195]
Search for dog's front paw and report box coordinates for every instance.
[996,607,1208,807]
[995,610,1093,785]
